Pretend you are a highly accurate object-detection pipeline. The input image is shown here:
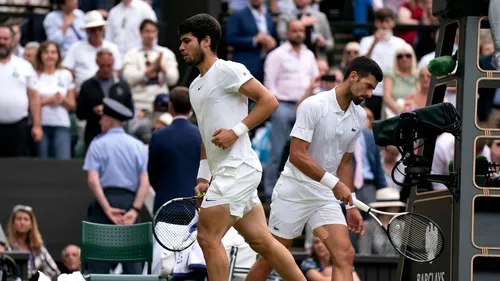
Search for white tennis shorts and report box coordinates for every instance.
[201,163,262,219]
[268,177,347,239]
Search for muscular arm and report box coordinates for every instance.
[239,78,279,130]
[337,153,354,193]
[289,137,329,182]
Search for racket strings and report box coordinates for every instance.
[388,214,443,262]
[154,200,199,251]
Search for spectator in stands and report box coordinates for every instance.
[61,244,81,273]
[396,0,425,45]
[295,66,343,112]
[225,0,277,83]
[263,19,318,201]
[403,65,430,112]
[277,0,334,58]
[43,0,87,56]
[84,97,149,274]
[76,48,134,149]
[316,58,328,75]
[339,42,360,73]
[23,41,40,67]
[372,0,404,14]
[382,42,418,119]
[78,0,115,16]
[5,18,25,57]
[105,0,157,56]
[147,86,201,274]
[301,236,361,281]
[0,25,42,157]
[62,10,122,90]
[6,205,60,279]
[382,146,405,189]
[123,19,179,144]
[36,41,76,159]
[360,8,406,120]
[358,187,405,255]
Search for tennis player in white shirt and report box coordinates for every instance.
[178,13,307,281]
[246,56,384,281]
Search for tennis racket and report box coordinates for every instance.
[353,199,444,263]
[153,193,205,252]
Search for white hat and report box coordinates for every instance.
[369,187,406,209]
[82,10,107,29]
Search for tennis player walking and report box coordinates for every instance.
[178,14,307,281]
[245,56,384,281]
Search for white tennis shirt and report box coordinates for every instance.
[189,59,262,174]
[277,88,366,202]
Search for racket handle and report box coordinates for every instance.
[353,199,371,213]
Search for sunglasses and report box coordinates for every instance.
[397,53,412,59]
[13,204,33,213]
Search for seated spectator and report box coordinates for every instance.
[382,146,405,189]
[382,43,418,119]
[5,18,25,57]
[277,0,334,57]
[339,42,360,73]
[23,41,40,67]
[43,0,87,56]
[301,236,361,281]
[357,187,406,255]
[76,48,134,148]
[36,41,76,159]
[295,66,344,112]
[123,19,179,144]
[396,0,425,45]
[62,10,122,90]
[105,0,157,56]
[61,244,81,273]
[6,205,60,279]
[403,66,430,112]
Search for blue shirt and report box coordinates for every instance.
[43,9,87,55]
[83,127,148,192]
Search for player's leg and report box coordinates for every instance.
[310,203,355,281]
[234,203,306,281]
[197,204,234,280]
[244,234,293,281]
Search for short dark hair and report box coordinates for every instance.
[344,56,384,82]
[375,8,395,21]
[0,24,14,38]
[169,86,191,114]
[140,19,157,32]
[178,13,221,53]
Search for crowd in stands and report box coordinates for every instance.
[0,0,499,280]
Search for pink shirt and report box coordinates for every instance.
[264,42,319,102]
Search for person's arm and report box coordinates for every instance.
[237,78,279,131]
[398,6,420,25]
[75,84,94,120]
[263,51,280,97]
[43,13,65,45]
[337,152,354,193]
[62,88,76,111]
[40,246,61,279]
[163,50,179,86]
[123,50,146,86]
[382,76,401,115]
[305,270,331,281]
[225,13,259,49]
[132,171,150,211]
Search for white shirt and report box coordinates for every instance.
[0,55,38,123]
[37,69,75,127]
[359,35,406,97]
[105,0,157,55]
[62,39,122,90]
[277,88,366,202]
[189,59,262,174]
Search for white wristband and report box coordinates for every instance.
[346,193,357,210]
[197,159,212,181]
[232,122,249,137]
[320,173,339,190]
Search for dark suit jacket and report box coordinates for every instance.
[76,76,134,147]
[353,129,387,189]
[148,118,202,213]
[225,6,275,82]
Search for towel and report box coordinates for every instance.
[57,272,85,281]
[172,240,207,279]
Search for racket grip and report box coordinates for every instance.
[353,199,370,212]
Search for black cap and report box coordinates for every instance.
[102,98,133,121]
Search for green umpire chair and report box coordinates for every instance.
[80,221,158,281]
